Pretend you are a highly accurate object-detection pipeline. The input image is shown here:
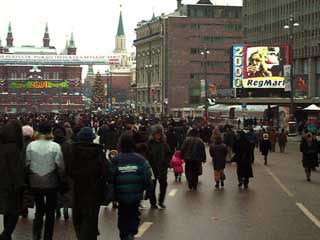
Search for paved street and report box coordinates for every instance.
[2,141,320,240]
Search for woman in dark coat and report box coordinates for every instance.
[0,120,25,240]
[260,133,272,165]
[181,128,206,191]
[67,127,108,240]
[300,132,319,182]
[147,125,171,209]
[209,135,227,189]
[233,131,254,189]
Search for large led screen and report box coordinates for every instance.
[232,45,289,88]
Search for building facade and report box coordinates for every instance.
[0,23,83,112]
[134,0,242,115]
[243,0,320,97]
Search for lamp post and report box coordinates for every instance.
[201,48,210,119]
[284,15,299,121]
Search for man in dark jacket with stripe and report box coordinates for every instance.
[112,131,152,240]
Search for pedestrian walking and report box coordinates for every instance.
[0,121,25,240]
[300,132,319,182]
[268,127,277,152]
[52,126,72,220]
[223,127,236,162]
[111,131,152,240]
[147,125,171,209]
[278,129,288,153]
[170,150,184,182]
[67,127,108,240]
[209,135,227,189]
[246,128,258,163]
[233,131,254,189]
[26,122,65,240]
[21,125,35,218]
[181,129,206,191]
[260,133,272,165]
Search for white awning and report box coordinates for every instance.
[303,104,320,111]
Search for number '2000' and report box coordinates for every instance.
[233,46,243,88]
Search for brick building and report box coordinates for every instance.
[0,23,82,112]
[134,0,242,116]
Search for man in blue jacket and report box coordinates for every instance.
[111,131,152,240]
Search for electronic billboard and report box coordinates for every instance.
[232,45,289,88]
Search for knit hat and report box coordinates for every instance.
[22,125,34,138]
[38,122,52,135]
[77,127,96,142]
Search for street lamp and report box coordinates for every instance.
[284,15,299,121]
[201,48,210,119]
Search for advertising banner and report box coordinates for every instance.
[9,80,68,88]
[0,54,120,65]
[232,45,289,88]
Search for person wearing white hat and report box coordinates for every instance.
[260,133,272,165]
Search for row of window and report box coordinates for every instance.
[190,48,230,56]
[188,6,241,19]
[136,89,161,104]
[8,72,60,80]
[189,23,242,31]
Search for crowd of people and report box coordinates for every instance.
[0,111,318,240]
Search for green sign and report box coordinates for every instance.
[9,80,68,88]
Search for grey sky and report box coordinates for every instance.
[0,0,242,56]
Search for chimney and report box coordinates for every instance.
[177,0,182,9]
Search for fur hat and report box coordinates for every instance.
[22,125,34,138]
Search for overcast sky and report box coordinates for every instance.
[0,0,242,56]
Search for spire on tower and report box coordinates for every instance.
[8,22,12,33]
[43,22,50,47]
[117,10,125,36]
[69,32,75,48]
[6,22,13,47]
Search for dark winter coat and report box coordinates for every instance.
[54,138,73,208]
[300,139,319,168]
[0,124,25,215]
[233,135,253,178]
[223,130,236,147]
[111,152,152,204]
[166,129,178,154]
[147,139,171,180]
[67,142,107,209]
[260,140,272,156]
[181,137,206,176]
[209,143,227,170]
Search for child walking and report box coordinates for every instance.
[170,150,184,182]
[209,136,227,189]
[260,133,272,165]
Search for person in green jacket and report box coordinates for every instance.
[112,131,152,240]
